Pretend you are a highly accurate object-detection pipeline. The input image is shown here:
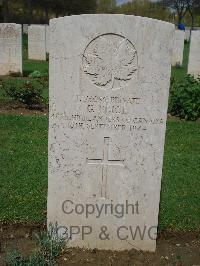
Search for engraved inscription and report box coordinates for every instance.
[83,34,138,90]
[50,94,164,132]
[87,137,124,198]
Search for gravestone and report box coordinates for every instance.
[48,14,174,252]
[172,30,185,66]
[0,23,22,76]
[185,29,190,42]
[23,24,28,34]
[188,31,200,78]
[45,25,50,54]
[28,25,46,60]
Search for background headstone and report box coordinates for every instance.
[28,25,46,60]
[172,30,185,66]
[0,23,22,76]
[23,24,28,34]
[184,29,190,42]
[188,31,200,79]
[45,25,50,54]
[48,14,174,252]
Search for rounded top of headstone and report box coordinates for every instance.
[50,14,175,30]
[0,24,19,38]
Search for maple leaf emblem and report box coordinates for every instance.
[83,34,137,90]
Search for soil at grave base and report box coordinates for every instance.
[0,101,48,116]
[0,224,200,266]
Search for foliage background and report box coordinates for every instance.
[0,0,200,27]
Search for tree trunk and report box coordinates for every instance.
[178,13,182,24]
[188,7,195,30]
[190,11,195,30]
[44,6,49,24]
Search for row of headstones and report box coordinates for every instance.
[172,29,200,78]
[0,23,49,76]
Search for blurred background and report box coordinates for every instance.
[0,0,200,29]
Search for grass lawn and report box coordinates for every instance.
[23,59,49,77]
[0,116,48,223]
[160,120,200,231]
[0,116,199,231]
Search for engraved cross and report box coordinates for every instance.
[87,137,124,198]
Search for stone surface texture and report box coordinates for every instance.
[0,23,22,75]
[48,14,174,252]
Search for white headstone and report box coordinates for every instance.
[45,25,50,54]
[0,23,22,76]
[23,24,28,34]
[172,30,185,66]
[28,25,46,60]
[185,29,190,42]
[48,14,174,252]
[188,31,200,79]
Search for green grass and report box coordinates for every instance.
[0,116,48,223]
[23,59,49,77]
[160,120,200,231]
[0,116,199,231]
